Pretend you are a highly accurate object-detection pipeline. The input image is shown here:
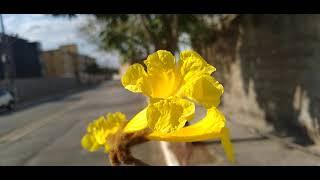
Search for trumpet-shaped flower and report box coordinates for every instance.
[121,50,224,109]
[124,98,235,163]
[82,105,234,163]
[81,112,127,153]
[81,49,235,164]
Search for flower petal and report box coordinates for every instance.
[142,50,182,98]
[104,112,128,134]
[147,98,195,133]
[181,75,224,108]
[221,127,235,163]
[147,107,235,163]
[147,107,225,142]
[107,112,127,122]
[104,143,111,153]
[81,134,101,152]
[123,107,148,133]
[179,98,195,121]
[121,63,147,93]
[82,112,128,153]
[144,50,176,73]
[179,50,216,82]
[145,70,182,98]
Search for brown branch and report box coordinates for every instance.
[124,154,151,166]
[108,129,152,166]
[109,151,121,166]
[127,136,149,147]
[110,145,151,166]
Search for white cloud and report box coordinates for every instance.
[2,14,119,68]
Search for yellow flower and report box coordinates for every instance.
[121,50,224,109]
[121,50,235,163]
[81,112,127,153]
[124,98,235,163]
[81,100,234,163]
[82,49,235,164]
[82,103,234,163]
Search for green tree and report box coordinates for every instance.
[180,14,239,52]
[81,14,182,65]
[54,14,238,65]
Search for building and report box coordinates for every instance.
[0,34,43,80]
[41,44,96,79]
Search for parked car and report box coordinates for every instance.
[0,89,15,111]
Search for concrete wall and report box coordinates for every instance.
[199,14,320,144]
[13,77,83,103]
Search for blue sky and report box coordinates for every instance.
[2,14,119,68]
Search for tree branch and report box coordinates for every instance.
[139,15,159,49]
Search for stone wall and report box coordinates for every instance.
[201,14,320,145]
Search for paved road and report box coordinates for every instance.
[3,80,319,166]
[0,81,166,166]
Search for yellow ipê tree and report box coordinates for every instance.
[81,50,235,165]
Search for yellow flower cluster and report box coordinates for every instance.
[81,50,235,163]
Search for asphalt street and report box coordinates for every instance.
[0,81,166,166]
[1,80,320,166]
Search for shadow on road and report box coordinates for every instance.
[192,136,269,146]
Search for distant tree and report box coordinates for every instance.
[84,61,118,76]
[84,62,101,75]
[180,14,239,52]
[53,14,239,65]
[80,14,183,64]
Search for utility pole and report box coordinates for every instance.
[0,14,5,35]
[0,14,15,96]
[0,14,7,87]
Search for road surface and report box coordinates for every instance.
[1,80,320,166]
[0,81,166,166]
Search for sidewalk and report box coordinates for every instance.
[206,119,320,165]
[167,107,320,166]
